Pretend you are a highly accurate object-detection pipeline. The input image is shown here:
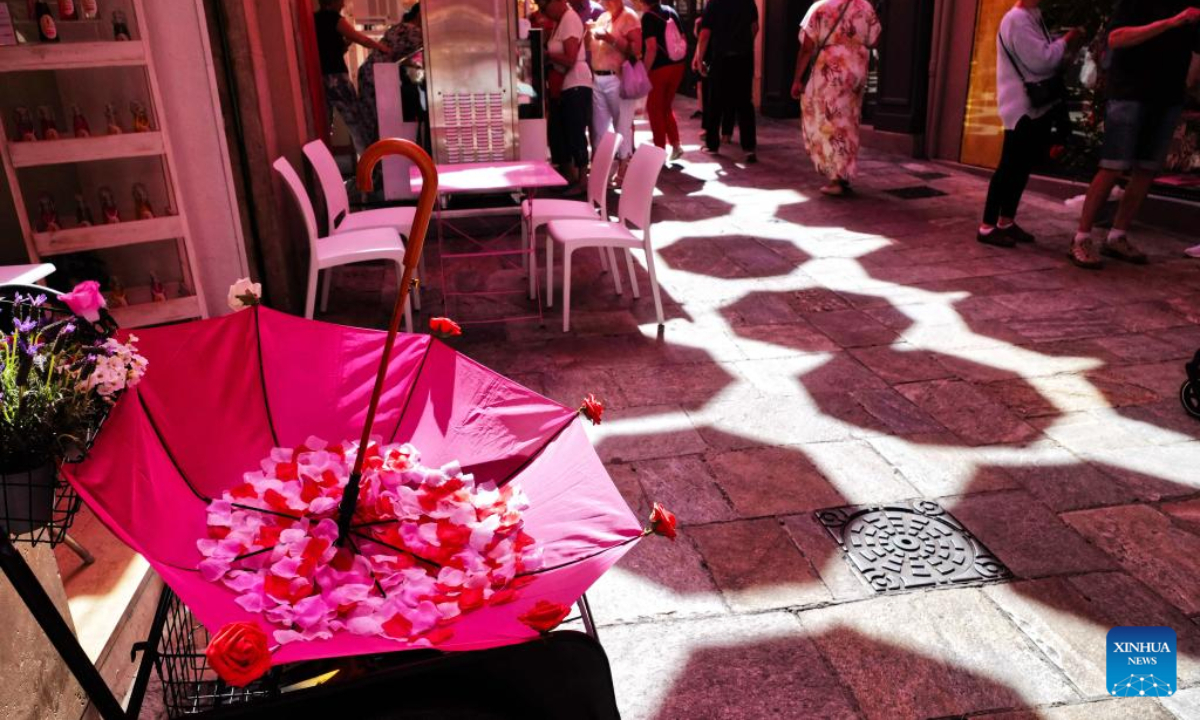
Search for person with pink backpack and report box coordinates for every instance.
[637,0,687,161]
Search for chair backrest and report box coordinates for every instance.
[272,157,319,254]
[617,144,666,231]
[588,131,621,217]
[302,139,350,232]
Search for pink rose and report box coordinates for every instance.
[61,281,107,322]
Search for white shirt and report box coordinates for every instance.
[551,7,592,90]
[996,7,1067,130]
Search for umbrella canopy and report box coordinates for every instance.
[61,307,643,664]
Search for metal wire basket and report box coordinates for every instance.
[145,588,282,717]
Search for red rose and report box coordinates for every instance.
[518,600,571,633]
[579,394,604,425]
[205,622,272,688]
[429,317,462,337]
[1048,145,1066,161]
[648,502,677,540]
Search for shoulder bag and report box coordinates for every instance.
[998,17,1067,108]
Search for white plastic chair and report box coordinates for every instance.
[522,132,622,300]
[302,139,423,311]
[273,156,413,331]
[545,144,667,332]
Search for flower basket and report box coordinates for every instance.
[0,462,81,543]
[1,282,130,547]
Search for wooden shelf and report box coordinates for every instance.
[9,132,164,168]
[0,41,146,72]
[109,294,200,328]
[33,215,183,256]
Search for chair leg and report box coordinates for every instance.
[562,247,573,333]
[606,247,623,295]
[521,211,530,275]
[624,248,641,299]
[414,251,425,311]
[319,268,333,312]
[397,261,413,332]
[644,246,665,325]
[528,233,538,301]
[546,236,555,308]
[597,247,609,273]
[305,266,319,319]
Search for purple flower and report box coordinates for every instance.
[31,294,47,307]
[13,317,37,333]
[62,323,76,335]
[19,339,43,356]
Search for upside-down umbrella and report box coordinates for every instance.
[59,141,652,667]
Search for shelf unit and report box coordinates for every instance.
[0,0,206,328]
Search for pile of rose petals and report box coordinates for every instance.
[197,437,542,647]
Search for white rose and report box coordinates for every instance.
[227,278,262,312]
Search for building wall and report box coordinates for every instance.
[926,0,982,161]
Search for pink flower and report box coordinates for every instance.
[60,281,107,322]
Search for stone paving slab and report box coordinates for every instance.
[800,588,1079,719]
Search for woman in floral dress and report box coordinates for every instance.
[356,4,424,147]
[790,0,880,196]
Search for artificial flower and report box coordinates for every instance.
[429,317,462,338]
[518,600,571,633]
[205,621,272,688]
[227,278,263,312]
[648,502,677,540]
[579,394,604,425]
[60,280,106,322]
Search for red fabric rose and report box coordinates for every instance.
[518,600,571,633]
[205,622,272,688]
[429,317,462,337]
[648,502,677,540]
[579,394,604,425]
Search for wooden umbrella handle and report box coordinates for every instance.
[337,139,438,544]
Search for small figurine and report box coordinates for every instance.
[108,276,129,308]
[36,193,61,232]
[150,274,167,303]
[99,186,120,224]
[74,192,95,227]
[81,0,98,20]
[111,10,130,41]
[13,106,36,142]
[132,182,154,219]
[129,101,151,133]
[104,103,122,135]
[37,106,59,140]
[71,105,90,138]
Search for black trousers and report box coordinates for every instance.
[704,52,756,151]
[549,86,592,169]
[983,113,1053,225]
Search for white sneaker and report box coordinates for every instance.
[1186,244,1200,258]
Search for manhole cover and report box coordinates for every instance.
[816,500,1010,593]
[884,186,948,200]
[908,171,950,181]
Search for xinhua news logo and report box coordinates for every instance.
[1107,626,1176,697]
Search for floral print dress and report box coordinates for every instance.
[799,0,881,182]
[357,21,424,146]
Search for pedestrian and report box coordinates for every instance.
[314,0,388,157]
[589,0,642,183]
[546,0,593,193]
[789,0,881,196]
[692,0,758,162]
[570,0,603,22]
[1071,1,1200,269]
[356,3,424,147]
[975,0,1083,245]
[637,0,686,161]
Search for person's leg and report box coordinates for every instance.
[703,61,724,150]
[548,97,568,168]
[564,87,592,173]
[981,125,1022,241]
[592,76,617,150]
[647,66,669,149]
[662,64,684,152]
[734,54,756,154]
[1072,100,1144,268]
[996,114,1050,235]
[615,95,637,172]
[326,74,369,157]
[1111,169,1156,232]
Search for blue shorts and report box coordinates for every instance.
[1099,100,1183,172]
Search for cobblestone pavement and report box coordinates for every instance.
[321,101,1200,719]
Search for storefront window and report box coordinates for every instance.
[960,0,1200,199]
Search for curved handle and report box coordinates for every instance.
[338,139,438,545]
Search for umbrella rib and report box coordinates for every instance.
[228,502,303,522]
[348,530,442,572]
[135,391,211,503]
[387,341,433,444]
[515,534,643,578]
[346,534,389,599]
[253,306,281,447]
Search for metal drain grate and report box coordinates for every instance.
[884,186,948,200]
[816,500,1010,593]
[908,171,950,181]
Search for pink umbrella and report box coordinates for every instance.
[59,141,652,669]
